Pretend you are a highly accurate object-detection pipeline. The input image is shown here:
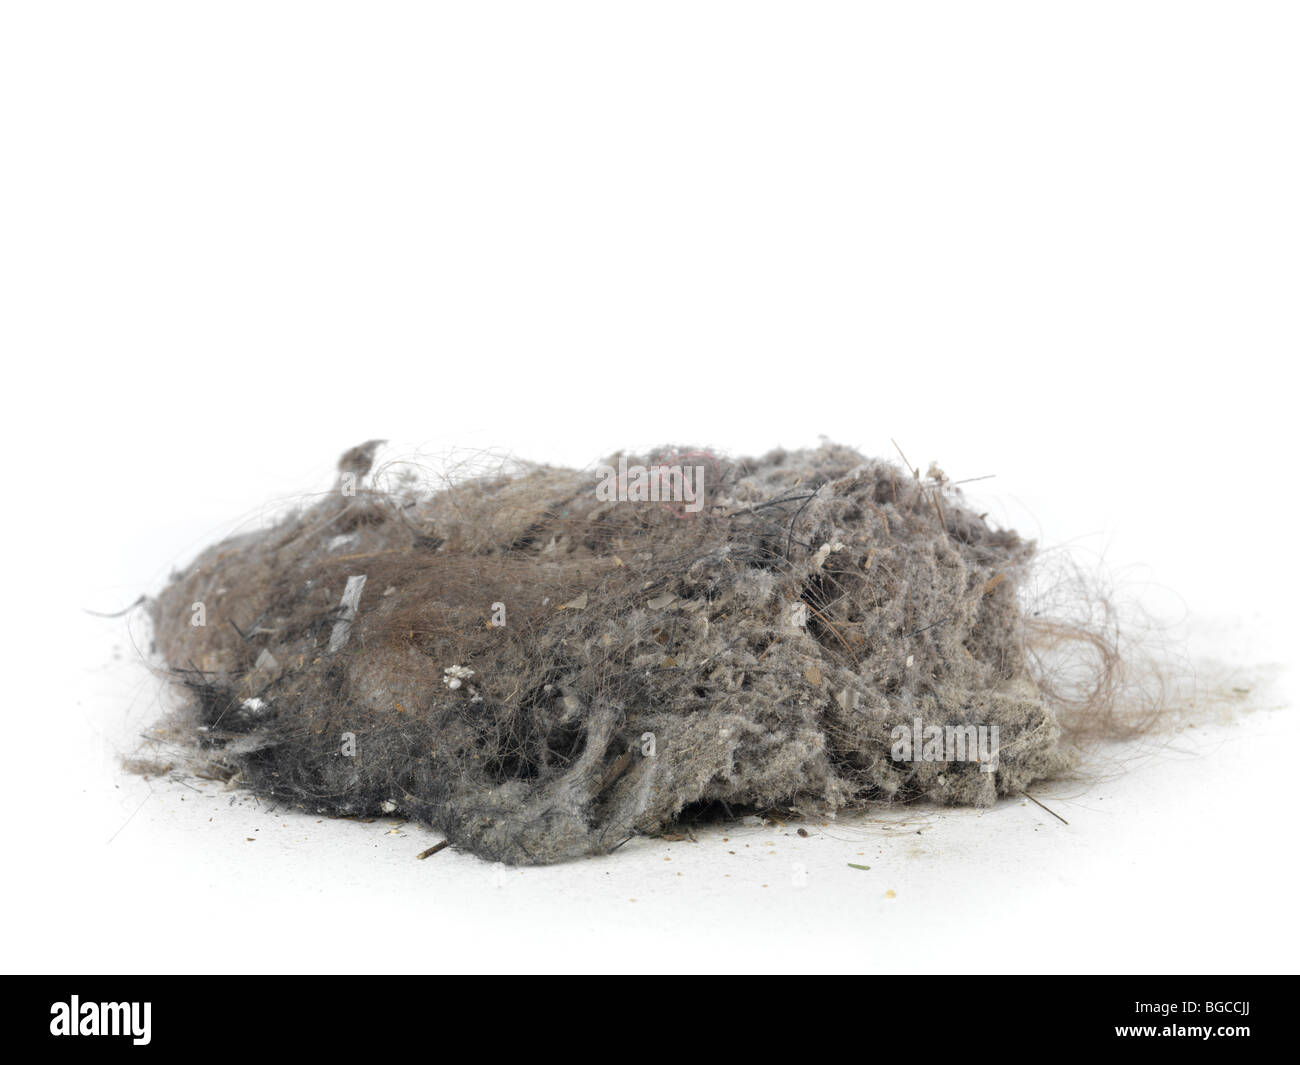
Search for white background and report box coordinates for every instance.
[2,2,1296,973]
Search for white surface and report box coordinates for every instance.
[16,611,1284,975]
[3,2,1297,973]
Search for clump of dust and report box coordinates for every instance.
[143,441,1166,864]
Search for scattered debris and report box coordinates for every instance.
[1021,790,1069,825]
[121,758,175,778]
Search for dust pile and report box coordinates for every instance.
[148,442,1122,864]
